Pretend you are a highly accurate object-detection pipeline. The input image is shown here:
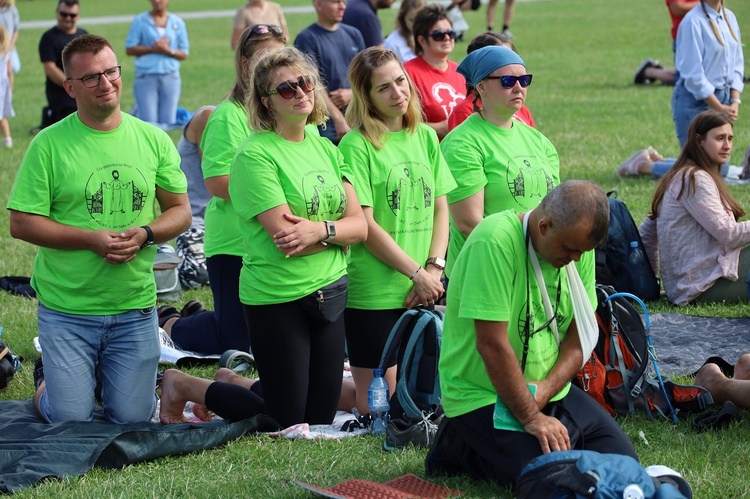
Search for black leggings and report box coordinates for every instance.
[242,276,348,428]
[205,380,265,422]
[426,385,637,488]
[344,308,404,368]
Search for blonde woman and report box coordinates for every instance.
[230,0,289,49]
[340,47,455,417]
[229,47,367,427]
[672,0,742,155]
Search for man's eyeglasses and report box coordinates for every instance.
[321,0,347,4]
[69,66,122,88]
[429,30,456,42]
[267,75,315,99]
[58,11,78,19]
[485,74,533,88]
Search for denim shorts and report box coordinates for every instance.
[37,304,160,424]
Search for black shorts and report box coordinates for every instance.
[344,308,405,368]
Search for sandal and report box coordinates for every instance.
[219,349,255,373]
[157,305,180,328]
[179,298,206,318]
[616,149,651,177]
[692,401,742,432]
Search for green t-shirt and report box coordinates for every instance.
[441,114,560,276]
[200,99,248,258]
[339,124,456,309]
[229,131,350,305]
[6,113,187,315]
[438,211,596,421]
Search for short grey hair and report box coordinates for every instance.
[539,180,609,245]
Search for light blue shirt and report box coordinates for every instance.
[125,12,189,75]
[675,3,744,101]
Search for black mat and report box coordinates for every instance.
[648,313,750,376]
[0,399,280,494]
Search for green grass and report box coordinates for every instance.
[2,0,750,497]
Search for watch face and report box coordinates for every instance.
[327,221,336,238]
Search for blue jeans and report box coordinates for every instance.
[37,304,160,424]
[133,72,181,128]
[672,81,730,176]
[652,158,676,179]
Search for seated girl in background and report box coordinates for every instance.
[640,110,750,305]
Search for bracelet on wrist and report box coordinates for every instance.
[408,265,422,281]
[730,97,741,105]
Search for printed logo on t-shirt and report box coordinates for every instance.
[303,170,347,218]
[385,162,432,225]
[507,158,555,206]
[431,82,465,119]
[85,164,148,230]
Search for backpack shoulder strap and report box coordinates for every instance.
[396,309,443,419]
[378,309,419,371]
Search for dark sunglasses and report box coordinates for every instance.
[267,75,315,99]
[58,11,78,19]
[485,74,533,88]
[429,29,456,42]
[247,24,284,37]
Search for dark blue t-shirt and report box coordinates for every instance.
[294,23,365,93]
[342,0,383,48]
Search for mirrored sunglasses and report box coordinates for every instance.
[485,74,533,88]
[429,29,456,42]
[267,75,315,99]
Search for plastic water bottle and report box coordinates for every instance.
[368,369,390,436]
[622,484,645,499]
[627,241,645,266]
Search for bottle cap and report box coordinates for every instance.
[373,368,384,377]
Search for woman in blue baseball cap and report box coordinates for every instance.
[440,45,559,278]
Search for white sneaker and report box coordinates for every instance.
[2,137,12,148]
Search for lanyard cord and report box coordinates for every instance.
[521,213,561,373]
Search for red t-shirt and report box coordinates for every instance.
[447,95,536,131]
[404,56,466,125]
[665,0,690,40]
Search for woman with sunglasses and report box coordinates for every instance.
[448,31,535,132]
[125,0,189,129]
[228,47,367,427]
[158,24,287,355]
[440,46,558,278]
[640,110,750,305]
[403,4,466,140]
[339,47,456,417]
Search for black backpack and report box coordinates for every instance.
[596,191,660,301]
[0,340,20,390]
[378,307,443,419]
[576,285,713,421]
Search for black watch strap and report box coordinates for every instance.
[140,225,154,250]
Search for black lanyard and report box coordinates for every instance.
[521,222,561,373]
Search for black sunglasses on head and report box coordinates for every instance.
[485,74,533,88]
[429,29,456,42]
[267,75,315,99]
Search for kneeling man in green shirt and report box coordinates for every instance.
[426,181,637,488]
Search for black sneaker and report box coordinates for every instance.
[33,357,44,390]
[634,58,656,85]
[383,412,441,451]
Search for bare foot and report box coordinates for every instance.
[694,363,727,401]
[735,354,750,380]
[192,403,213,421]
[213,367,257,389]
[159,369,188,424]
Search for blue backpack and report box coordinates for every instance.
[517,450,691,499]
[595,191,660,301]
[378,307,443,419]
